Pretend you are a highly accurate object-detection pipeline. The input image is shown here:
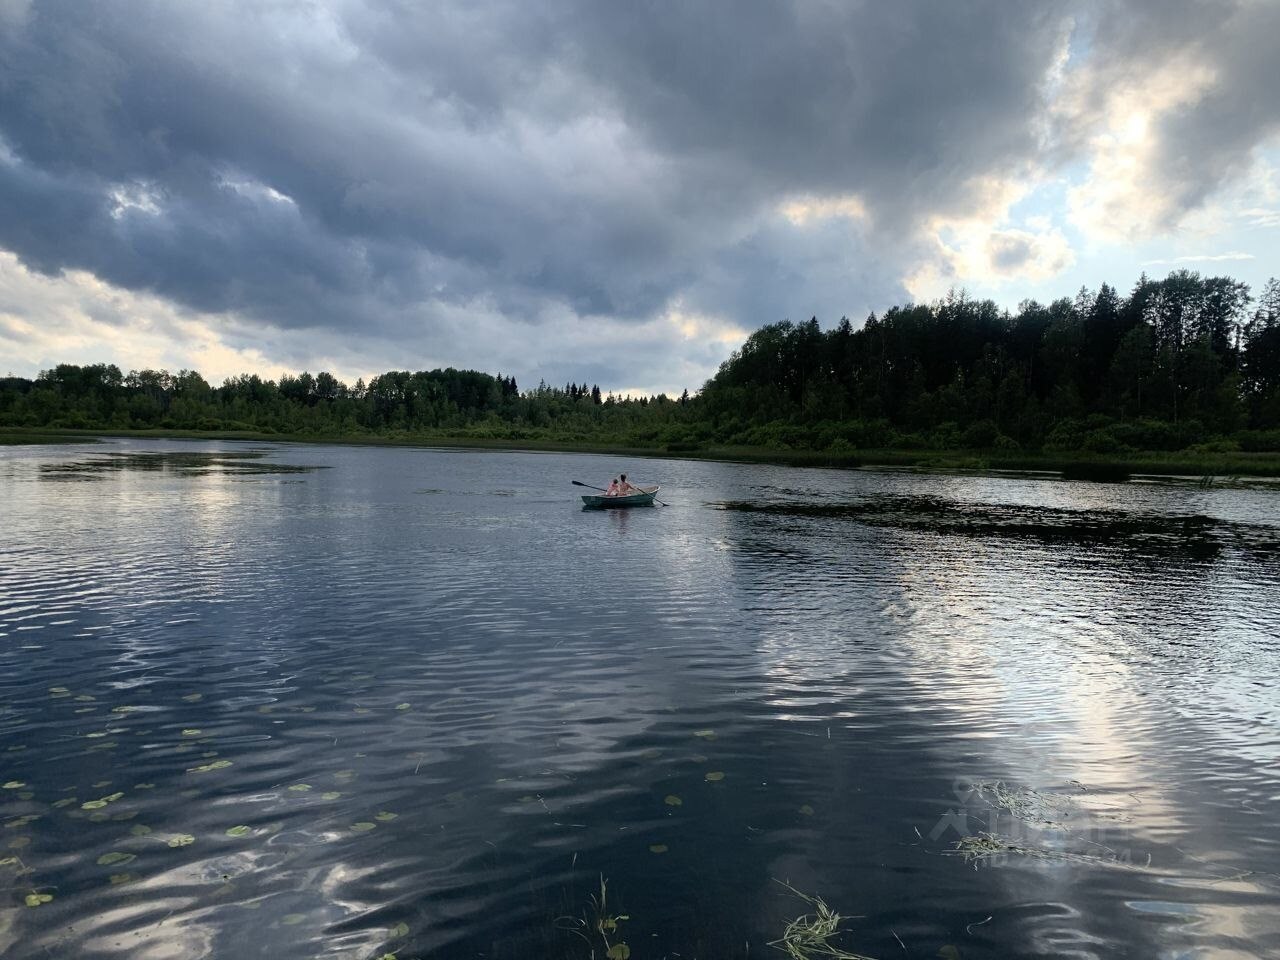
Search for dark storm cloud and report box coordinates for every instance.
[0,0,1275,387]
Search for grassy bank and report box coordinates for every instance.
[3,426,1279,480]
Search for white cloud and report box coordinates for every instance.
[778,194,869,227]
[1140,251,1255,266]
[904,175,1076,302]
[1061,53,1219,243]
[0,252,286,382]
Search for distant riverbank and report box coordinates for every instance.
[5,426,1280,482]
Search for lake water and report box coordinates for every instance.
[2,439,1278,960]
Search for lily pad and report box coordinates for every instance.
[649,843,669,854]
[187,760,233,774]
[321,792,341,801]
[704,771,725,782]
[607,944,631,960]
[109,873,136,885]
[395,703,411,711]
[182,693,203,702]
[226,825,251,838]
[664,795,683,807]
[799,804,815,816]
[374,811,397,822]
[181,729,202,737]
[281,913,306,925]
[25,892,53,907]
[390,921,410,938]
[693,729,717,740]
[96,852,135,866]
[130,825,152,836]
[350,822,376,833]
[167,834,195,848]
[2,781,24,790]
[287,784,311,792]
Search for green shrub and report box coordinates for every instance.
[960,419,999,448]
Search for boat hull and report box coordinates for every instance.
[581,486,659,508]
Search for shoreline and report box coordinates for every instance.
[3,426,1279,480]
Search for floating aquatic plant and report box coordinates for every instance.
[769,883,874,960]
[187,760,232,774]
[557,876,631,960]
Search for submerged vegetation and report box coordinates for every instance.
[4,270,1280,473]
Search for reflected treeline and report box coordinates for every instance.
[716,495,1280,561]
[37,450,324,481]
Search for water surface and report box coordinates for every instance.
[2,439,1278,959]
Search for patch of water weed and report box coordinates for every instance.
[949,831,1129,869]
[38,449,325,481]
[769,882,874,960]
[715,495,1280,560]
[969,780,1083,826]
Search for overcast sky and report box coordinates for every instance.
[2,0,1277,395]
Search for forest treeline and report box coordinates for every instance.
[3,270,1279,456]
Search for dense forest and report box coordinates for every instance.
[3,270,1279,456]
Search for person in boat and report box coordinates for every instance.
[617,473,637,495]
[605,477,620,496]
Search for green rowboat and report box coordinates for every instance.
[581,485,659,508]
